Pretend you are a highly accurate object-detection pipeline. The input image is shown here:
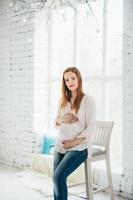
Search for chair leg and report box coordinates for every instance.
[106,157,115,200]
[84,160,93,200]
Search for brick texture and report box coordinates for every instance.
[0,1,49,168]
[122,0,133,198]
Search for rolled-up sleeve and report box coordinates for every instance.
[80,97,96,139]
[79,96,96,158]
[77,96,96,140]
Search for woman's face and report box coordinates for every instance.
[64,71,79,92]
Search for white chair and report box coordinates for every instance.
[84,120,115,200]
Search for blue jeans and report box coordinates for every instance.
[53,149,88,200]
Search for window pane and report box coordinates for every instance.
[106,0,123,76]
[105,80,122,166]
[46,0,122,168]
[51,8,74,78]
[76,2,103,77]
[49,80,61,129]
[83,80,103,119]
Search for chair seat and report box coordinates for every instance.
[92,148,106,157]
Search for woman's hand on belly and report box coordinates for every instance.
[62,113,78,124]
[55,113,78,126]
[62,139,76,149]
[62,137,85,149]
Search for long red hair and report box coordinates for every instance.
[61,67,85,113]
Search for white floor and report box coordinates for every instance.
[0,164,127,200]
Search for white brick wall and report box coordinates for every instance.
[122,0,133,199]
[0,1,49,168]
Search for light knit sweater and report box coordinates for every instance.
[54,94,96,158]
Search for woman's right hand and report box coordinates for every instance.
[62,113,78,124]
[56,113,78,126]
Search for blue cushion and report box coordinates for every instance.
[41,135,56,154]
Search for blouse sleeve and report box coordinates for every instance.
[77,96,96,139]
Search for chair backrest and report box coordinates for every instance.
[92,120,114,149]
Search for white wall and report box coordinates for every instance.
[121,0,133,199]
[0,1,49,168]
[0,1,34,168]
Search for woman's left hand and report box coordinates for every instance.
[62,140,76,149]
[62,137,85,149]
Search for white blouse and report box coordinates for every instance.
[54,94,96,158]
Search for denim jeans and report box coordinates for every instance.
[53,149,88,200]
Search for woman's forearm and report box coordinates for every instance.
[73,136,85,146]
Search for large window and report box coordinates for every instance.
[45,0,123,167]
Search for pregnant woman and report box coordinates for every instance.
[53,67,95,200]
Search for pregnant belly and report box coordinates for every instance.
[58,122,83,141]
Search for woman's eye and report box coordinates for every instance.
[72,77,75,80]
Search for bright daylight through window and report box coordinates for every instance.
[44,0,123,168]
